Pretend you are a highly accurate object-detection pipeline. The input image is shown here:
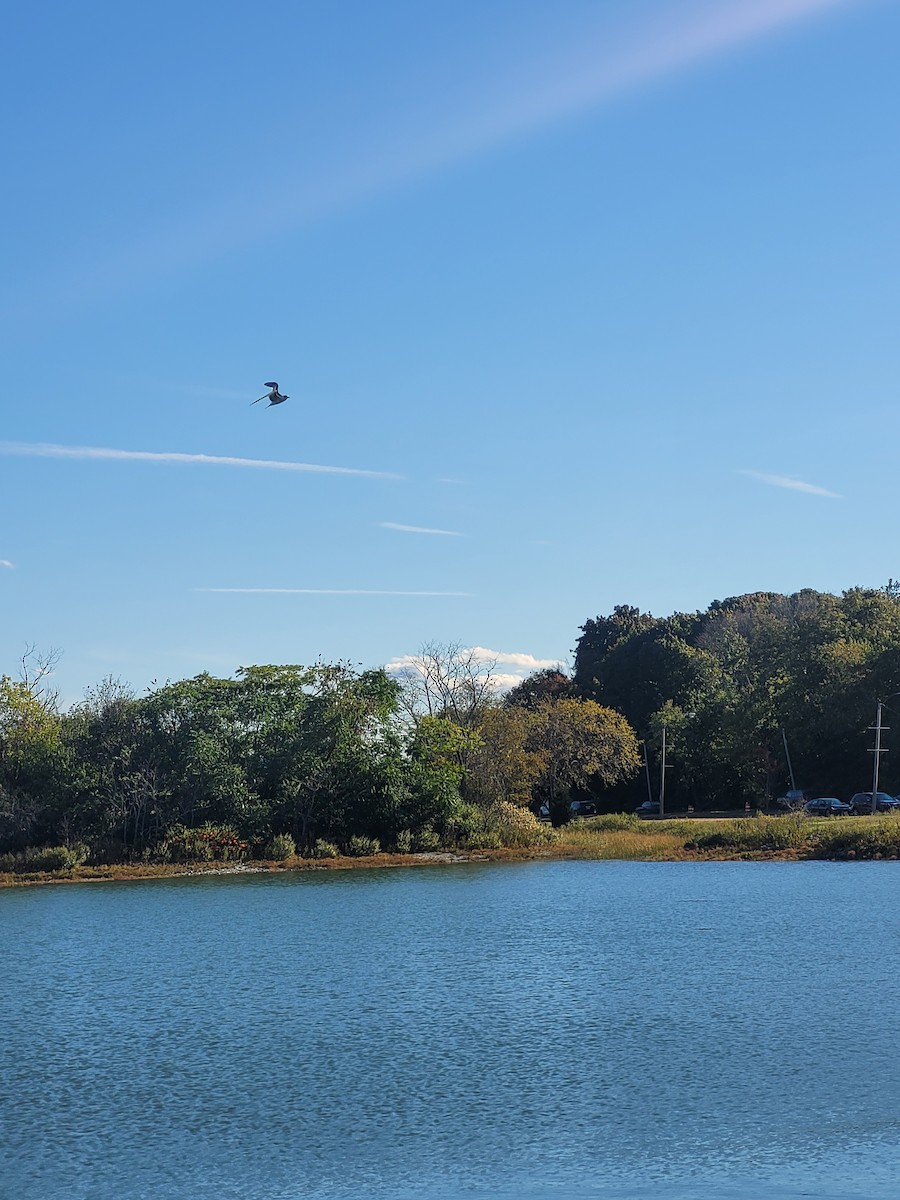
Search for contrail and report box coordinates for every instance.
[379,522,462,536]
[196,588,472,596]
[6,0,858,320]
[740,469,841,497]
[0,441,401,480]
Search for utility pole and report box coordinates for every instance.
[642,741,653,806]
[781,728,796,793]
[659,724,667,818]
[869,701,889,815]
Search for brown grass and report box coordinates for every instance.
[561,827,692,860]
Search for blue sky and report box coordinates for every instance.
[2,0,897,703]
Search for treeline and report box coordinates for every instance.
[574,585,900,808]
[0,655,637,861]
[2,585,898,865]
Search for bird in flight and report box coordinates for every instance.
[252,381,289,406]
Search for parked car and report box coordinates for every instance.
[803,797,852,816]
[776,789,809,811]
[538,799,597,820]
[848,792,900,815]
[570,800,598,818]
[634,800,661,816]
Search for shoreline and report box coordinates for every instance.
[2,837,895,889]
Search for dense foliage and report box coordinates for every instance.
[4,584,897,864]
[574,586,900,808]
[0,656,639,861]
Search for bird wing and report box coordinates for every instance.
[264,381,279,390]
[251,394,268,404]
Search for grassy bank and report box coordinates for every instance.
[564,812,900,860]
[3,812,900,887]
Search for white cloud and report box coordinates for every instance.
[0,559,14,569]
[379,522,462,536]
[384,646,564,692]
[196,588,472,596]
[739,469,841,498]
[0,441,400,480]
[468,646,562,670]
[491,672,535,691]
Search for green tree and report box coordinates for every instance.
[528,698,640,823]
[466,705,542,808]
[505,668,574,711]
[0,646,70,850]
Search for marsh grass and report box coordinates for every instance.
[563,826,689,860]
[578,813,641,833]
[687,814,809,852]
[808,817,900,857]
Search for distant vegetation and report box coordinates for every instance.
[1,584,898,870]
[0,650,636,864]
[574,583,900,809]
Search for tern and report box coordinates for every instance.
[252,381,289,406]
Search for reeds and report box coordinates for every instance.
[808,817,900,857]
[563,824,689,860]
[686,814,809,852]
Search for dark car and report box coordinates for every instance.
[569,800,598,818]
[803,797,852,816]
[634,800,661,816]
[538,799,597,820]
[848,792,900,815]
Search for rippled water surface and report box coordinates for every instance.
[2,860,899,1200]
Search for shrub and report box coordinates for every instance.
[444,804,482,846]
[263,833,296,861]
[412,827,441,852]
[491,800,552,847]
[59,842,90,869]
[347,835,380,857]
[34,846,74,871]
[393,829,413,854]
[154,824,248,863]
[0,843,90,873]
[312,839,340,859]
[472,829,503,849]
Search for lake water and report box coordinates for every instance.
[1,860,899,1200]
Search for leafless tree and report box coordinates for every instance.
[395,641,500,728]
[17,644,62,714]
